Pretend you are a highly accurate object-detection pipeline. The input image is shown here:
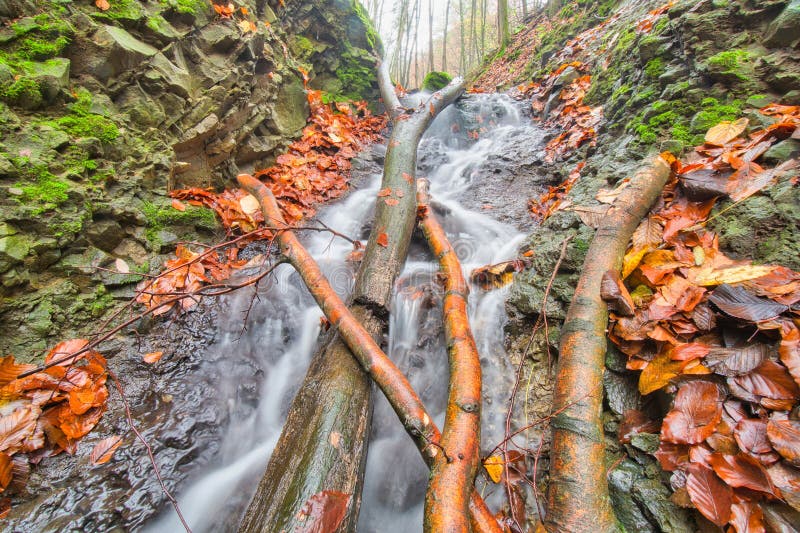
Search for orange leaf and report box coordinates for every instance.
[661,380,722,444]
[95,0,110,10]
[377,232,389,247]
[377,188,392,197]
[143,351,164,364]
[171,199,186,212]
[704,118,749,146]
[90,435,123,465]
[384,198,399,206]
[0,453,11,491]
[402,172,414,184]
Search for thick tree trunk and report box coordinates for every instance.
[238,64,466,533]
[545,156,671,533]
[417,179,482,533]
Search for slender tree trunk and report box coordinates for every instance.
[522,0,528,19]
[469,0,477,69]
[498,0,510,47]
[428,0,434,73]
[458,0,466,75]
[442,0,451,71]
[546,156,671,533]
[480,0,487,59]
[418,179,483,533]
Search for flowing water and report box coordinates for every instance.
[145,93,545,532]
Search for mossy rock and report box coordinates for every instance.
[421,71,453,92]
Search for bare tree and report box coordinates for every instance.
[442,0,451,71]
[498,0,510,47]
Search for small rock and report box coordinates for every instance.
[7,187,23,196]
[0,234,32,272]
[86,219,125,253]
[762,138,800,165]
[27,58,70,104]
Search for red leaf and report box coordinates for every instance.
[295,491,351,533]
[708,452,779,496]
[618,409,659,443]
[686,464,733,527]
[735,419,774,457]
[766,420,800,467]
[171,199,186,212]
[730,501,766,533]
[661,381,723,444]
[90,435,123,465]
[733,360,800,401]
[655,441,690,472]
[377,232,389,247]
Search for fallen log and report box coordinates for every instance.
[417,179,482,532]
[239,63,465,532]
[545,156,672,532]
[238,175,500,532]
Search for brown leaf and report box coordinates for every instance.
[709,284,789,322]
[295,491,351,533]
[730,501,766,533]
[0,405,41,454]
[766,420,800,467]
[90,435,123,465]
[705,344,772,377]
[705,118,749,146]
[779,324,800,387]
[601,270,635,316]
[670,342,711,362]
[655,441,690,471]
[376,232,388,247]
[0,453,11,492]
[708,452,779,496]
[661,381,723,444]
[0,498,9,519]
[618,409,660,443]
[733,360,800,402]
[686,464,733,526]
[470,260,527,290]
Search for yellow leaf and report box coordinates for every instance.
[622,245,651,279]
[704,118,748,146]
[639,351,685,395]
[693,264,775,286]
[483,454,504,483]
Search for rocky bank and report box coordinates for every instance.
[0,0,380,361]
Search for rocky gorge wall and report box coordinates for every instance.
[0,0,379,361]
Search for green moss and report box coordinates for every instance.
[159,0,209,14]
[653,15,670,34]
[706,49,752,81]
[335,48,375,101]
[574,238,590,254]
[0,76,42,107]
[56,114,119,143]
[142,201,219,232]
[421,71,453,92]
[146,14,168,32]
[289,36,315,61]
[13,165,70,213]
[88,285,115,316]
[691,97,743,131]
[644,57,665,78]
[351,0,380,51]
[50,212,89,238]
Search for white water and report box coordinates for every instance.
[145,93,542,532]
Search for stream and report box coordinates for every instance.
[6,93,546,532]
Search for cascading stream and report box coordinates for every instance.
[145,93,544,532]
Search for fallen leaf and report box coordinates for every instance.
[661,381,723,444]
[708,452,778,496]
[766,420,800,467]
[686,464,733,527]
[115,258,130,274]
[295,491,351,533]
[90,435,123,465]
[705,118,749,146]
[171,199,186,212]
[376,233,388,247]
[709,284,789,322]
[483,454,504,483]
[694,265,777,287]
[95,0,110,10]
[601,270,635,316]
[0,453,11,491]
[143,352,163,364]
[734,360,800,402]
[239,194,261,217]
[639,350,685,395]
[705,344,772,377]
[730,501,766,533]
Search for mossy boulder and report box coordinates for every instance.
[421,71,453,92]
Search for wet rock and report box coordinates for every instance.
[632,471,693,532]
[608,460,657,533]
[27,58,70,104]
[0,233,31,272]
[86,219,125,252]
[85,25,159,83]
[765,0,800,47]
[762,138,800,164]
[604,370,642,416]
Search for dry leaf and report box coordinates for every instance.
[705,118,748,146]
[143,351,163,364]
